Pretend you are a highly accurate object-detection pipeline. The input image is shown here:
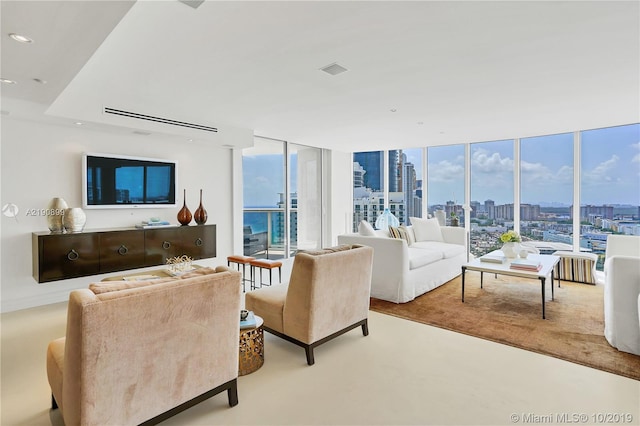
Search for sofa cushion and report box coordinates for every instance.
[89,266,224,294]
[358,220,376,236]
[412,241,466,259]
[410,217,444,242]
[245,284,289,334]
[388,226,414,245]
[298,244,353,256]
[89,277,175,294]
[408,247,443,269]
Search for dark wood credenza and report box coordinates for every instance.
[32,224,216,283]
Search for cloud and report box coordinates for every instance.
[428,159,464,183]
[582,155,621,185]
[471,149,513,173]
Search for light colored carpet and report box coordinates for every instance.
[370,274,640,381]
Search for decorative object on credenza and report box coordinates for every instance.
[194,189,208,225]
[375,207,399,230]
[46,197,68,233]
[62,207,86,233]
[177,189,192,226]
[499,230,521,258]
[165,255,193,275]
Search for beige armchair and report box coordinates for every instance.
[46,267,242,425]
[245,244,374,365]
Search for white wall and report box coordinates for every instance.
[1,115,253,312]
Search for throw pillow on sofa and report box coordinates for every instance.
[409,217,444,242]
[389,225,415,245]
[358,220,376,236]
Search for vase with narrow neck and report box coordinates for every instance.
[375,208,399,230]
[194,189,208,225]
[177,189,192,226]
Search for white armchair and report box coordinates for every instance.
[603,235,640,356]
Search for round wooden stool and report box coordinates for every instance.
[249,259,283,289]
[227,255,255,292]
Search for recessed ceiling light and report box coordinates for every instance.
[417,121,424,125]
[1,78,16,84]
[9,33,33,43]
[75,122,84,126]
[390,108,397,113]
[222,144,235,148]
[33,78,47,84]
[187,138,194,142]
[133,130,151,136]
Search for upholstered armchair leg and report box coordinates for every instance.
[305,346,315,366]
[227,379,238,407]
[361,319,369,336]
[51,394,58,410]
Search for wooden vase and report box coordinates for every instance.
[177,189,192,226]
[194,189,208,225]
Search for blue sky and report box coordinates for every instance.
[411,124,640,206]
[243,124,640,208]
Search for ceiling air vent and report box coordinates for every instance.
[320,63,348,76]
[103,107,217,133]
[179,0,205,9]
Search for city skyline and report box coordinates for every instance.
[243,124,639,208]
[391,125,640,206]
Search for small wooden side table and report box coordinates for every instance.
[239,315,264,376]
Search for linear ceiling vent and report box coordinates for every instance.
[103,107,217,133]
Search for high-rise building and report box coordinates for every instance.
[353,152,383,191]
[389,150,402,192]
[353,162,366,188]
[485,199,495,219]
[572,205,614,221]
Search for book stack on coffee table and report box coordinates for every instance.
[509,258,542,272]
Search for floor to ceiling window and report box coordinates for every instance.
[427,144,465,226]
[520,132,574,250]
[242,137,323,259]
[347,124,638,265]
[470,139,515,257]
[580,123,640,270]
[242,138,285,258]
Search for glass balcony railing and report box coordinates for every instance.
[243,208,298,259]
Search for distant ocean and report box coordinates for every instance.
[243,211,269,233]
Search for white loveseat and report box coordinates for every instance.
[338,217,466,303]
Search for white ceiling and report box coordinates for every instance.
[2,0,639,152]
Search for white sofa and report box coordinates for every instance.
[604,234,640,356]
[338,217,466,303]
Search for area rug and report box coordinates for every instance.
[369,274,640,381]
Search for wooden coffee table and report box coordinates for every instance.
[461,251,560,319]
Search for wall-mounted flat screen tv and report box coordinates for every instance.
[82,153,177,209]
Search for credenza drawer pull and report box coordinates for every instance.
[195,238,203,247]
[67,249,79,261]
[118,245,128,255]
[162,241,171,250]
